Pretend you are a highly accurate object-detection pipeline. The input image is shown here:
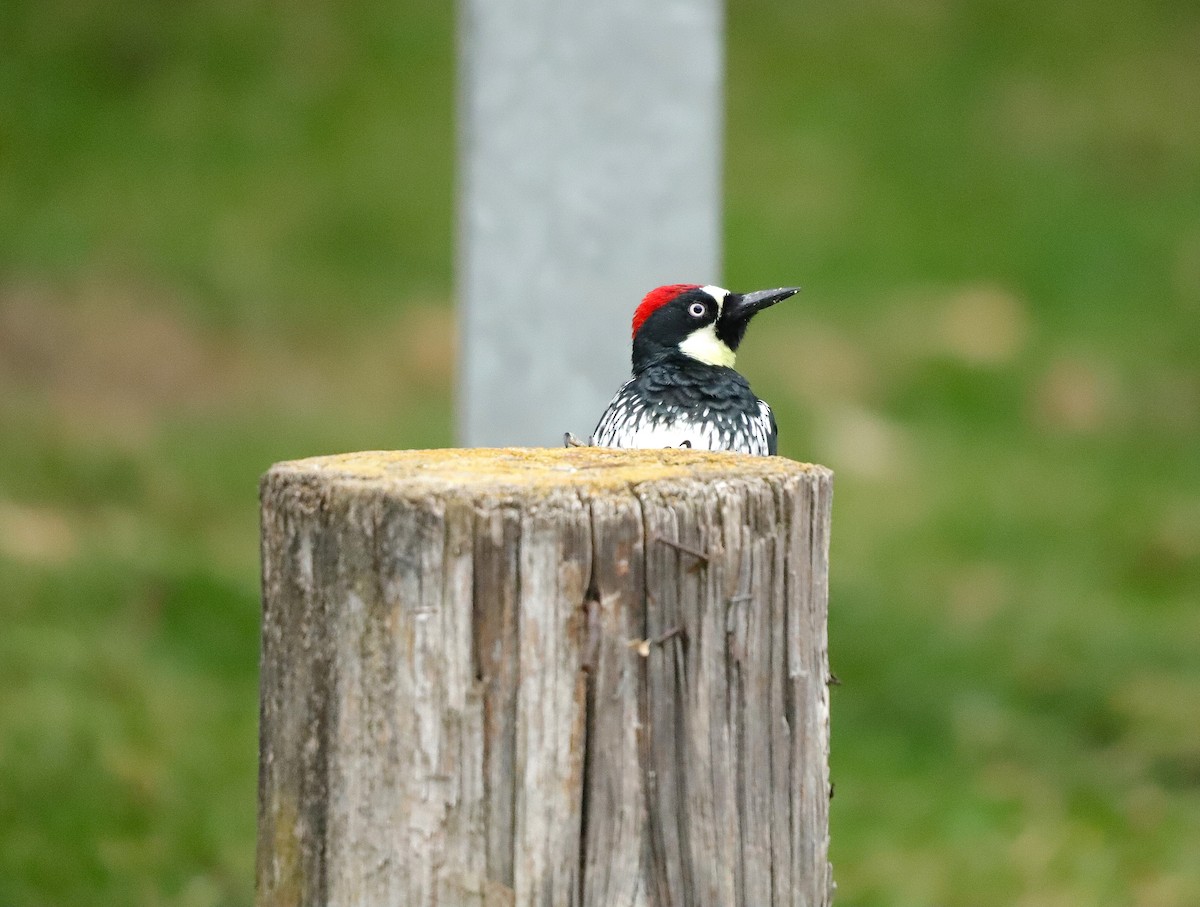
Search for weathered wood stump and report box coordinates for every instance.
[257,448,833,907]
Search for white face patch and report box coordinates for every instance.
[701,285,730,315]
[678,321,736,367]
[677,285,734,366]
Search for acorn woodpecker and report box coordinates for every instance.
[589,283,799,456]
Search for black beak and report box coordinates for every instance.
[723,286,801,323]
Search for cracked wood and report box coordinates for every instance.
[257,448,833,907]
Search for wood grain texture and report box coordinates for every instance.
[258,448,832,907]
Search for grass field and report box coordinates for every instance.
[2,1,1199,904]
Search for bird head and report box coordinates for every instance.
[630,284,800,370]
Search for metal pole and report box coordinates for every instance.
[457,0,724,446]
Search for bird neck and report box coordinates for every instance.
[632,345,738,378]
[632,330,738,372]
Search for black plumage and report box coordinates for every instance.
[589,284,796,456]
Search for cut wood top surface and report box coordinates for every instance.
[264,447,830,501]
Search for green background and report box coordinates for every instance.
[2,1,1198,904]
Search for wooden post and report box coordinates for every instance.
[257,448,833,907]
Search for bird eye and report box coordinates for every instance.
[688,302,706,318]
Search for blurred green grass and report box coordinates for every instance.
[2,0,1198,904]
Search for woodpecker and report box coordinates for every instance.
[589,283,799,456]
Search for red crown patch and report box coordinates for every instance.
[631,284,700,339]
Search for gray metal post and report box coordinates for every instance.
[457,0,724,447]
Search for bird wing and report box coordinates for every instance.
[590,380,636,447]
[760,399,778,456]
